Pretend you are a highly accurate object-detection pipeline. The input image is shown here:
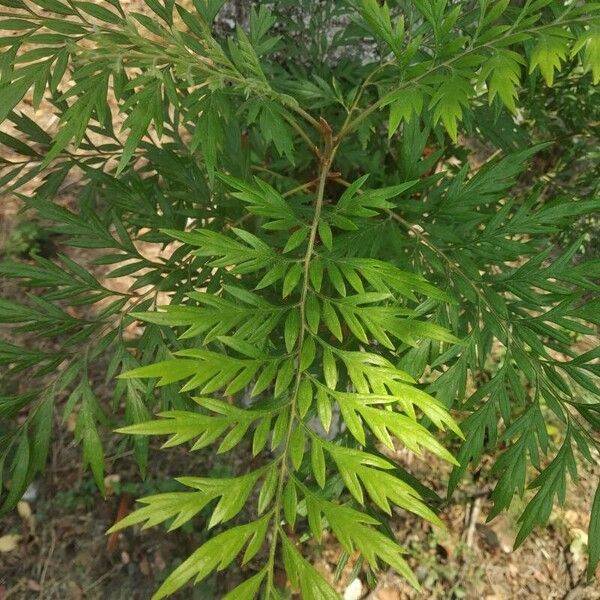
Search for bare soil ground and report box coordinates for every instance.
[1,209,598,600]
[0,417,598,600]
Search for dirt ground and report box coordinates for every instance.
[0,416,598,600]
[1,195,599,599]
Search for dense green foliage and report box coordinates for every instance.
[0,1,599,597]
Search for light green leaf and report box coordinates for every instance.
[222,569,266,600]
[284,310,300,353]
[283,263,303,297]
[289,426,305,471]
[388,89,423,136]
[573,30,600,84]
[310,438,326,488]
[283,480,298,527]
[257,464,277,514]
[281,534,339,599]
[323,347,338,390]
[429,72,472,142]
[480,49,524,113]
[318,221,333,250]
[300,336,316,371]
[151,520,265,600]
[529,30,571,86]
[298,378,313,417]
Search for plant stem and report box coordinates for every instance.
[336,15,593,144]
[264,140,338,597]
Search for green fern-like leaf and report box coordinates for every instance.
[1,1,600,597]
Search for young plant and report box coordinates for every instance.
[0,1,599,598]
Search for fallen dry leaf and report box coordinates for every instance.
[67,581,83,600]
[17,500,32,521]
[106,493,131,554]
[374,587,401,600]
[103,474,121,496]
[66,412,77,433]
[139,557,151,576]
[0,533,21,553]
[153,551,166,572]
[17,500,35,533]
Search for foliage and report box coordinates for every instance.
[0,1,599,597]
[1,219,48,256]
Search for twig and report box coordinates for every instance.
[38,528,57,599]
[562,582,595,600]
[83,564,121,594]
[465,497,482,549]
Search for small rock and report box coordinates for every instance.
[375,587,401,600]
[153,551,166,572]
[564,510,580,528]
[139,557,151,576]
[22,481,39,503]
[343,577,364,600]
